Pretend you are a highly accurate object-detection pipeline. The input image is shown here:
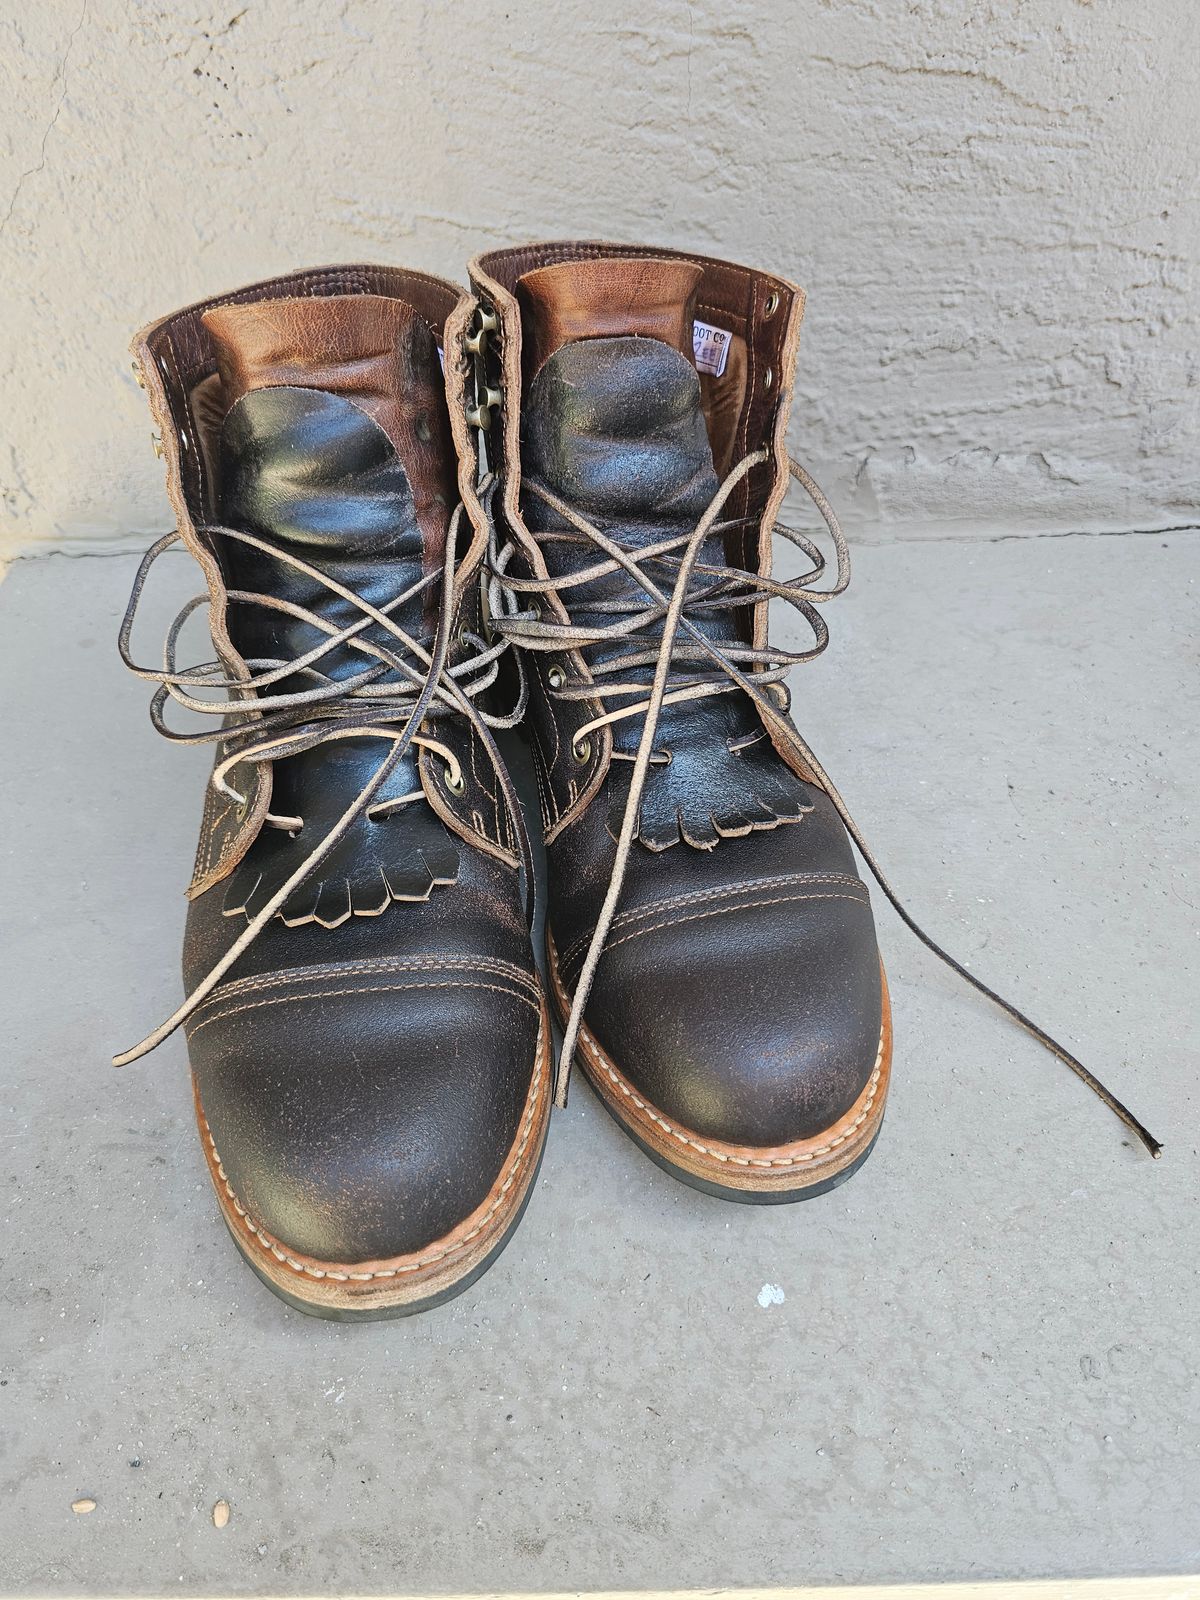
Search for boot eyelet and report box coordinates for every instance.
[764,290,780,319]
[571,736,592,765]
[444,767,465,795]
[547,666,565,690]
[763,367,774,392]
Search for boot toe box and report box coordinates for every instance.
[188,961,544,1266]
[580,880,883,1150]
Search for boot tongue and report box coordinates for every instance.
[201,294,463,922]
[516,257,808,853]
[515,253,730,652]
[201,293,456,673]
[204,293,455,561]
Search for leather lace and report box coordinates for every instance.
[113,502,533,1067]
[491,451,1163,1156]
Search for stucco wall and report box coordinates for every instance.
[2,0,1196,553]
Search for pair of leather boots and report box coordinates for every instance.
[118,242,1158,1320]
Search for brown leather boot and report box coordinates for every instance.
[117,267,550,1315]
[461,240,1160,1200]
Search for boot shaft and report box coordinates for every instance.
[467,239,806,585]
[131,266,516,898]
[460,240,810,844]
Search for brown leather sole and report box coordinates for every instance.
[193,1001,553,1319]
[548,932,892,1202]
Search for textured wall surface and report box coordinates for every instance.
[1,0,1197,554]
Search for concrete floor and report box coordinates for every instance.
[0,530,1197,1594]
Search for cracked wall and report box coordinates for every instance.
[0,0,1196,552]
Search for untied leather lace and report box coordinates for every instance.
[490,449,1163,1155]
[113,499,532,1067]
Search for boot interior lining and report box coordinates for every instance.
[475,239,796,516]
[476,239,795,462]
[143,266,461,525]
[475,241,799,630]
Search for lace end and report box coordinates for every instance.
[1025,1024,1164,1159]
[112,1038,155,1069]
[552,1036,575,1110]
[1128,1119,1163,1159]
[553,1065,571,1111]
[113,1007,187,1065]
[989,1003,1164,1160]
[988,1007,1164,1159]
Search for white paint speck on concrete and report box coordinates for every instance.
[757,1283,786,1308]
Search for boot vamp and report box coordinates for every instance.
[183,840,542,1263]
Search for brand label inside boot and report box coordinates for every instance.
[692,318,732,378]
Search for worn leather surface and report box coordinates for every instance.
[135,267,468,894]
[516,257,703,386]
[471,241,802,600]
[153,278,541,1263]
[509,253,883,1146]
[185,843,540,1262]
[203,293,458,570]
[214,384,460,923]
[522,336,815,844]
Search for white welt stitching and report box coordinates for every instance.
[205,1012,547,1281]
